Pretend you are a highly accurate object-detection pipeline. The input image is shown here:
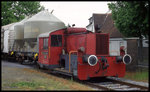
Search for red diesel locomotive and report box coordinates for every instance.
[37,27,132,80]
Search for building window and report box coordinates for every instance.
[43,38,48,49]
[51,35,62,47]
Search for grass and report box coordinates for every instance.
[124,69,149,82]
[2,67,93,90]
[16,81,67,90]
[8,80,72,90]
[10,81,42,90]
[8,78,73,90]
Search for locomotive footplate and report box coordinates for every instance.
[60,54,78,76]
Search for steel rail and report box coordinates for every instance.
[83,81,116,91]
[82,77,149,91]
[106,77,149,91]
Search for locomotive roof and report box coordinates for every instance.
[38,31,53,38]
[38,28,66,38]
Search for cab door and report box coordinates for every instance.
[49,34,63,65]
[39,37,49,64]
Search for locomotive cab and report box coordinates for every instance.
[37,29,65,69]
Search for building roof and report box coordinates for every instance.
[92,13,124,38]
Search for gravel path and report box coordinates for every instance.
[2,60,34,69]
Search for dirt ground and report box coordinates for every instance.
[1,60,94,90]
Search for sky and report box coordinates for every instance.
[40,1,111,28]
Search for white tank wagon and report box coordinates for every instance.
[22,10,66,53]
[14,24,24,51]
[14,17,29,40]
[13,17,30,52]
[2,18,30,61]
[8,10,66,64]
[24,10,66,39]
[1,28,5,52]
[1,23,16,53]
[9,22,20,52]
[1,23,17,60]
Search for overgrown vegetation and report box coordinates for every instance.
[9,80,70,90]
[125,69,148,82]
[108,1,149,38]
[2,67,93,90]
[11,81,41,88]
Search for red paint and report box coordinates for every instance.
[38,37,49,65]
[77,56,125,80]
[49,30,64,65]
[67,28,87,34]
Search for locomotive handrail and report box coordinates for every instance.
[49,46,50,58]
[69,51,78,72]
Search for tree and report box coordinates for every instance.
[1,1,45,26]
[108,1,149,37]
[108,1,149,62]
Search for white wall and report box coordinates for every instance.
[109,38,127,56]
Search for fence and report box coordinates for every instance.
[126,38,149,71]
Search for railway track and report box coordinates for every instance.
[84,77,148,91]
[34,67,148,91]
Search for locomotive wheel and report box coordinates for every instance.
[36,62,46,70]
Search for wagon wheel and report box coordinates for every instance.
[2,54,5,60]
[16,57,19,62]
[18,57,23,64]
[5,54,8,61]
[36,62,41,69]
[1,54,4,60]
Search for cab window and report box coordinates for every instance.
[51,35,62,47]
[43,38,48,49]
